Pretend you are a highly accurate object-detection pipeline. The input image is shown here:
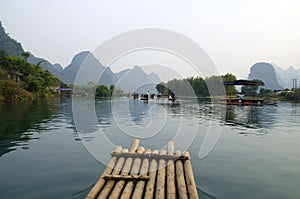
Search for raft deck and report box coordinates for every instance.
[86,139,199,199]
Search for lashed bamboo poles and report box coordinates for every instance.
[183,151,199,199]
[85,146,122,199]
[155,149,167,199]
[175,150,188,199]
[167,141,176,199]
[110,151,188,160]
[102,175,149,181]
[86,139,199,199]
[120,146,145,199]
[108,139,140,198]
[131,149,152,199]
[97,148,128,199]
[144,150,159,199]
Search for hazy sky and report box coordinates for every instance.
[1,0,300,78]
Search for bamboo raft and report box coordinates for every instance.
[86,139,199,199]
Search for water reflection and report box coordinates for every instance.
[1,98,300,199]
[3,98,297,157]
[128,99,152,125]
[224,105,260,128]
[0,100,60,157]
[89,98,291,139]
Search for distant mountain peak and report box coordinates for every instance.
[0,21,161,89]
[286,66,297,72]
[132,65,143,71]
[261,63,300,89]
[72,51,92,61]
[248,62,283,90]
[148,72,161,83]
[53,63,63,73]
[74,50,92,57]
[61,51,161,91]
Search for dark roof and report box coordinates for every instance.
[224,79,264,86]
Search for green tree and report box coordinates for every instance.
[109,85,115,96]
[26,74,44,93]
[0,67,7,80]
[95,85,110,97]
[0,79,21,101]
[0,52,60,101]
[21,52,30,62]
[156,83,170,94]
[222,73,237,96]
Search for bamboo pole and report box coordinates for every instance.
[129,139,140,152]
[168,141,175,155]
[97,148,128,199]
[144,150,159,199]
[167,141,176,199]
[103,174,149,181]
[108,139,140,199]
[132,149,152,199]
[175,150,188,199]
[120,146,145,199]
[85,146,122,199]
[155,149,167,199]
[183,151,199,199]
[111,151,187,160]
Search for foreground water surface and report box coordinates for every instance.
[0,97,300,199]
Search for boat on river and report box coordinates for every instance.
[223,80,264,106]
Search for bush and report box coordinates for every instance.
[0,80,33,101]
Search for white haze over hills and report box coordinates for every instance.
[2,0,300,79]
[248,62,300,90]
[61,51,161,93]
[2,17,299,91]
[271,63,300,89]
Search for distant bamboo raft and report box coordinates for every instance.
[86,139,199,199]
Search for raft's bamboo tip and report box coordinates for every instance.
[144,149,152,154]
[152,150,159,154]
[182,151,190,158]
[168,140,174,144]
[132,138,140,143]
[137,146,145,152]
[168,140,175,155]
[175,150,182,156]
[129,138,140,152]
[122,148,129,153]
[115,146,122,152]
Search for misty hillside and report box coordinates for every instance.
[61,51,109,85]
[61,51,161,92]
[272,63,300,89]
[113,65,159,93]
[0,21,161,92]
[0,21,61,77]
[248,62,283,90]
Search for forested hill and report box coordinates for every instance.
[0,21,61,77]
[0,51,60,101]
[0,21,23,56]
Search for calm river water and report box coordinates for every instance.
[0,97,300,199]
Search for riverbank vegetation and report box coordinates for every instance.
[156,74,300,102]
[259,88,300,101]
[156,73,237,97]
[72,82,125,98]
[0,51,60,101]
